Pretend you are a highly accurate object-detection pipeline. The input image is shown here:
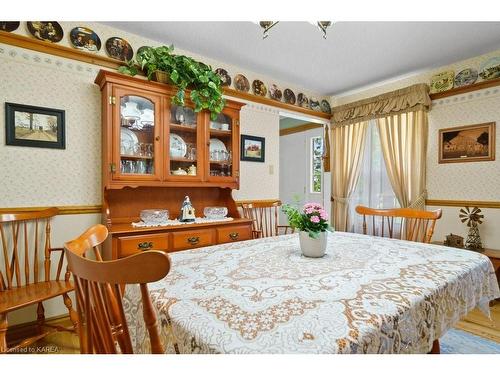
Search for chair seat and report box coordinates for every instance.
[0,281,74,314]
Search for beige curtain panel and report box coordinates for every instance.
[331,121,368,231]
[377,110,428,209]
[331,84,431,127]
[323,124,331,172]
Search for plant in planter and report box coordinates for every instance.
[282,202,332,258]
[118,45,225,120]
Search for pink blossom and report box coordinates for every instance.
[310,215,320,223]
[305,207,314,214]
[318,209,328,220]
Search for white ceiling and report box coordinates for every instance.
[104,22,500,96]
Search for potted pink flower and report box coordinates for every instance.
[282,202,332,257]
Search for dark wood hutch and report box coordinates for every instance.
[95,70,253,259]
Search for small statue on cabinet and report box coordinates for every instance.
[444,233,464,248]
[459,206,484,252]
[179,196,196,222]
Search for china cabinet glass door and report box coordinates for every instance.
[167,104,203,180]
[113,87,162,181]
[206,110,238,182]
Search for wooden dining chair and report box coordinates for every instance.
[64,224,171,354]
[0,207,78,353]
[355,206,442,243]
[239,200,294,238]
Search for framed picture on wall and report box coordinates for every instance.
[5,103,66,149]
[438,122,495,163]
[240,134,265,162]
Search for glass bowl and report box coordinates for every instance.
[203,206,228,220]
[140,209,169,224]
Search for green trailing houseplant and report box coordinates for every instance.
[118,45,225,120]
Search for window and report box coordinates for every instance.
[310,136,323,193]
[350,120,399,232]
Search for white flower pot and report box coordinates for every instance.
[299,231,327,258]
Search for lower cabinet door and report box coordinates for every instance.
[171,229,215,251]
[118,233,169,258]
[217,225,252,244]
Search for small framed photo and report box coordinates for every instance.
[241,134,265,162]
[5,103,65,149]
[439,122,495,163]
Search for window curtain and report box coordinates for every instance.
[376,110,428,209]
[331,121,368,231]
[330,83,431,229]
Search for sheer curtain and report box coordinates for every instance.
[349,120,399,233]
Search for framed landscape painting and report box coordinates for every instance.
[438,122,495,163]
[5,103,65,149]
[241,134,265,162]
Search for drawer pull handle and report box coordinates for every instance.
[229,232,239,240]
[138,241,153,250]
[187,236,200,245]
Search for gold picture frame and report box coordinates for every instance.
[438,122,495,163]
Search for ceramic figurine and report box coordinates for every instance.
[179,196,196,222]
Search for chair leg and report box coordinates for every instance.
[0,313,8,353]
[37,302,45,334]
[429,339,440,354]
[63,293,79,332]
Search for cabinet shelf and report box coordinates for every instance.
[170,124,197,133]
[209,129,232,137]
[210,160,232,165]
[120,154,154,160]
[170,157,197,163]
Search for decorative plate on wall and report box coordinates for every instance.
[27,21,64,43]
[454,68,478,87]
[215,68,231,87]
[284,88,296,105]
[310,97,321,111]
[429,71,455,94]
[269,84,282,101]
[105,37,134,62]
[297,93,309,108]
[136,46,150,56]
[252,79,267,96]
[0,22,20,32]
[320,99,331,114]
[479,57,500,81]
[69,27,101,52]
[234,74,250,92]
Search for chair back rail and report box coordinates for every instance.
[64,224,171,354]
[240,200,293,237]
[355,206,442,243]
[0,207,60,291]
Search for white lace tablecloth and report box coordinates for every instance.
[123,232,500,354]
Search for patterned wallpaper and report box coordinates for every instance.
[0,41,284,207]
[428,88,500,201]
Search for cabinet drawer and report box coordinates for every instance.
[118,233,169,258]
[217,225,252,244]
[171,229,215,251]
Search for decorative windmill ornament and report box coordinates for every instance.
[459,206,484,251]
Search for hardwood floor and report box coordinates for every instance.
[7,301,499,353]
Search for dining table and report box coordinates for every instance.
[123,231,500,354]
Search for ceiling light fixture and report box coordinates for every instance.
[258,21,332,39]
[259,21,279,39]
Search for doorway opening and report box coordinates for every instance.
[279,112,330,225]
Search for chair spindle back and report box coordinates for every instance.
[0,207,61,291]
[64,224,171,354]
[355,206,442,243]
[240,200,293,238]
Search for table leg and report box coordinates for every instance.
[429,339,440,354]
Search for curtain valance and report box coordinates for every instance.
[331,84,431,126]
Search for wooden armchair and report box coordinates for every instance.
[240,200,294,239]
[0,207,77,353]
[64,224,171,354]
[355,206,442,243]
